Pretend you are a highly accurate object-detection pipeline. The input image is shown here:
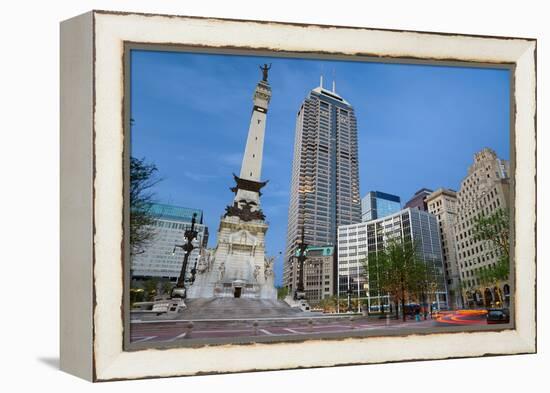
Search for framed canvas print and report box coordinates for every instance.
[60,10,537,381]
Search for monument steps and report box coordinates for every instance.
[179,297,304,320]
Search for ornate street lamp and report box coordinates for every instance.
[171,213,199,299]
[294,227,308,300]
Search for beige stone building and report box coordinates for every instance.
[288,245,334,304]
[454,148,511,308]
[426,189,462,309]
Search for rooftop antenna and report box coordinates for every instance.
[332,68,336,93]
[320,74,324,89]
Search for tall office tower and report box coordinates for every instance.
[455,148,510,308]
[404,188,433,211]
[337,208,448,312]
[426,188,462,309]
[283,79,361,293]
[361,191,401,222]
[131,203,208,282]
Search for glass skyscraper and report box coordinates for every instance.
[361,191,401,222]
[131,203,208,281]
[283,81,361,292]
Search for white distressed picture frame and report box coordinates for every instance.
[60,10,536,382]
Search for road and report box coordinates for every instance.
[433,309,489,326]
[130,310,491,344]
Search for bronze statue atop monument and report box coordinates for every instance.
[259,63,271,82]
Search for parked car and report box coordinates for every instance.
[486,308,510,324]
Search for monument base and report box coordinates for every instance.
[187,215,277,300]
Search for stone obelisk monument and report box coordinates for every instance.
[187,65,276,300]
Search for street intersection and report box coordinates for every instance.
[131,309,491,344]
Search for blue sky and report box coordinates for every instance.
[130,49,510,287]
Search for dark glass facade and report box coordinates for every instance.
[404,188,433,211]
[361,191,401,222]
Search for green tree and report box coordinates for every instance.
[129,288,145,305]
[318,295,346,313]
[160,281,174,297]
[472,208,510,285]
[317,297,331,312]
[277,286,289,300]
[142,278,160,301]
[363,239,437,322]
[130,156,160,256]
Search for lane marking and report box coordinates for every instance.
[259,329,274,336]
[283,328,303,334]
[184,328,252,334]
[132,336,157,343]
[168,332,188,341]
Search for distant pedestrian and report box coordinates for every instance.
[415,306,420,322]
